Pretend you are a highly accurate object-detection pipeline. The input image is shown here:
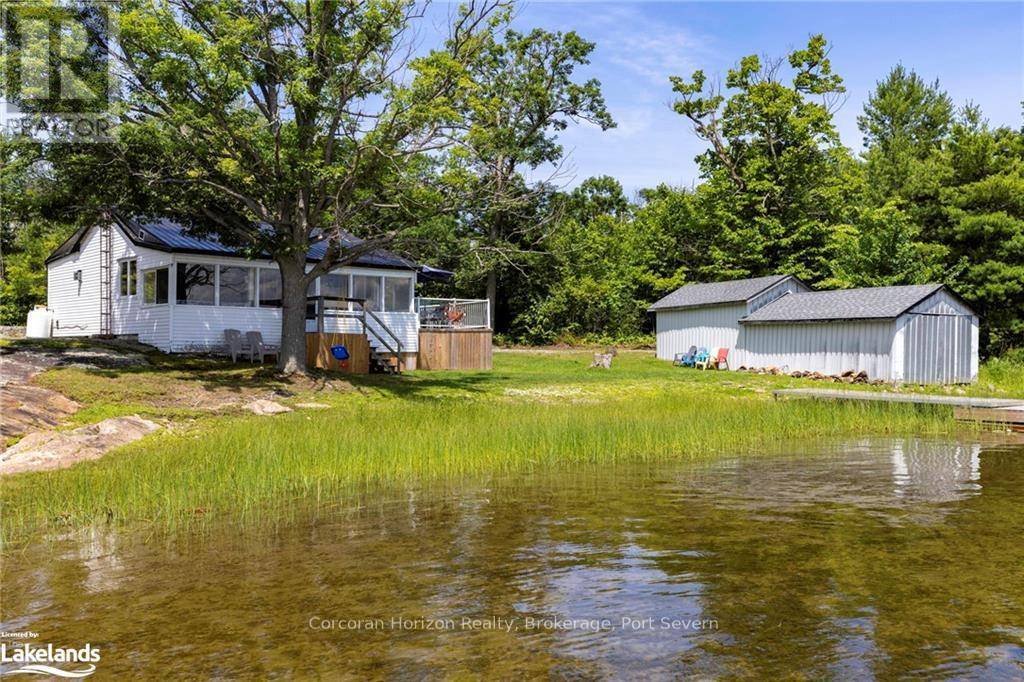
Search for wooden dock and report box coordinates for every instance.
[772,388,1024,430]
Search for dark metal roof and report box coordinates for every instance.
[648,275,794,311]
[46,215,419,271]
[44,224,92,264]
[740,284,948,323]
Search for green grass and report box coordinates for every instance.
[1,348,978,543]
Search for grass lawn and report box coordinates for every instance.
[2,343,1020,543]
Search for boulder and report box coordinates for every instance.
[246,399,293,415]
[0,416,160,475]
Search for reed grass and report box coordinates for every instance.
[1,385,953,543]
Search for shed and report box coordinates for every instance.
[649,275,808,362]
[738,284,979,383]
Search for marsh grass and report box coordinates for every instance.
[1,384,953,542]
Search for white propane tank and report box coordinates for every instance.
[26,306,53,338]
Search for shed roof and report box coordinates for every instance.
[740,284,949,324]
[648,275,794,311]
[44,215,445,276]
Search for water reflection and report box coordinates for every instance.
[2,437,1022,679]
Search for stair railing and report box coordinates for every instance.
[307,295,403,359]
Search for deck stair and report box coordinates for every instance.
[309,295,403,374]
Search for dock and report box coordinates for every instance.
[772,388,1024,430]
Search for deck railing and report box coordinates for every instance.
[415,297,491,330]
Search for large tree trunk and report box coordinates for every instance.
[278,257,309,374]
[486,270,497,330]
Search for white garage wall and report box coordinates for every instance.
[654,303,745,361]
[737,320,896,379]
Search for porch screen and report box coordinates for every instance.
[219,266,255,307]
[322,273,349,304]
[384,277,411,312]
[258,269,281,307]
[176,263,215,305]
[352,275,381,311]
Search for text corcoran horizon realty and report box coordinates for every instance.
[309,616,719,633]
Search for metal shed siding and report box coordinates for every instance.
[737,320,896,379]
[899,290,977,384]
[654,303,746,361]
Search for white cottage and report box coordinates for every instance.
[649,275,809,361]
[652,277,979,384]
[42,215,485,371]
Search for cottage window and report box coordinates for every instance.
[176,263,215,305]
[352,274,382,312]
[119,260,137,296]
[219,266,255,307]
[143,267,169,305]
[258,268,282,308]
[384,276,412,312]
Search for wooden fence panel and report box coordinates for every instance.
[417,330,492,370]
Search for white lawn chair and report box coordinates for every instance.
[245,331,280,364]
[224,329,249,363]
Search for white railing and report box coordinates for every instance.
[416,297,490,330]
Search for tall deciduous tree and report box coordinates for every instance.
[449,27,613,329]
[669,35,852,284]
[111,0,504,372]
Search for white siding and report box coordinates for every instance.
[737,320,896,379]
[47,229,102,337]
[654,303,746,361]
[899,290,977,384]
[111,228,172,350]
[653,278,805,362]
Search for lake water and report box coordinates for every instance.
[2,437,1023,679]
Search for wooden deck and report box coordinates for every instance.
[773,388,1024,430]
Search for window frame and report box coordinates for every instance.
[119,259,137,297]
[142,266,169,306]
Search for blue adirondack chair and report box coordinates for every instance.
[694,347,711,370]
[674,345,698,367]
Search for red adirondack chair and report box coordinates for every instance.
[716,347,729,370]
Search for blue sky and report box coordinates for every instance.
[501,2,1024,195]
